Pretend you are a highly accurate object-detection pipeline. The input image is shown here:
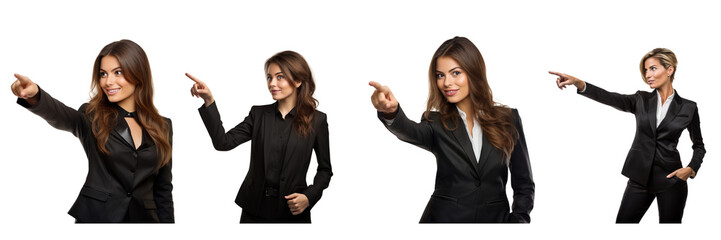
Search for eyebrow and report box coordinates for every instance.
[100,67,122,72]
[436,67,462,73]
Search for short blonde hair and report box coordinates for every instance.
[640,48,677,83]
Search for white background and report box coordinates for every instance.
[1,0,719,239]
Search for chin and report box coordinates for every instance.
[444,97,460,104]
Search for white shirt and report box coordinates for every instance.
[457,106,483,163]
[656,90,675,127]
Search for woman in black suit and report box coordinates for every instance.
[11,39,174,223]
[187,50,332,223]
[550,48,705,223]
[369,36,534,223]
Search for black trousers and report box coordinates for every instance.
[616,177,688,223]
[240,195,311,223]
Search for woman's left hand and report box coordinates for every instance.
[667,167,695,181]
[285,193,309,215]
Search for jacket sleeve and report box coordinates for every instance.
[686,107,705,176]
[304,113,333,209]
[578,82,639,114]
[198,102,253,151]
[378,106,435,152]
[154,118,175,223]
[508,109,535,223]
[17,87,88,137]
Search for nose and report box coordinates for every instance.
[105,74,116,86]
[645,71,653,80]
[443,76,454,87]
[268,77,277,87]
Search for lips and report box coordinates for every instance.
[647,80,655,85]
[106,88,119,95]
[270,89,281,94]
[444,89,458,96]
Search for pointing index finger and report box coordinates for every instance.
[368,81,384,90]
[186,73,203,84]
[548,71,565,77]
[14,73,30,84]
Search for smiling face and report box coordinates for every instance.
[644,57,674,89]
[99,55,136,110]
[266,63,301,102]
[435,56,471,107]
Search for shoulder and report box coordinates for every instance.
[422,111,441,121]
[314,109,327,119]
[162,116,172,126]
[250,104,274,113]
[676,94,697,108]
[78,103,90,113]
[635,90,654,98]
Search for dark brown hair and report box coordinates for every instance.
[265,51,317,137]
[86,39,171,167]
[426,36,518,159]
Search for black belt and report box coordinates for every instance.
[264,187,279,197]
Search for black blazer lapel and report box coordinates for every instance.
[113,118,135,149]
[476,133,495,175]
[449,122,480,178]
[657,91,682,131]
[647,91,657,136]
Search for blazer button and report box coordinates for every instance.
[126,192,132,197]
[130,168,136,173]
[132,152,138,158]
[475,181,481,187]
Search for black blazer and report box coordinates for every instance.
[579,83,706,185]
[17,88,174,223]
[198,102,332,218]
[379,106,534,223]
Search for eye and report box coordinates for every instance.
[452,71,461,76]
[277,75,284,80]
[99,72,108,77]
[436,73,444,79]
[114,70,122,76]
[266,76,272,82]
[650,66,656,71]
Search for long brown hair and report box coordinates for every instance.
[265,51,318,137]
[86,39,171,167]
[425,36,518,159]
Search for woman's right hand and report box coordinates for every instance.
[549,71,586,90]
[11,73,39,105]
[186,73,214,107]
[369,81,399,117]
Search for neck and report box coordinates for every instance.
[118,99,136,113]
[278,95,296,118]
[657,83,674,104]
[456,97,474,121]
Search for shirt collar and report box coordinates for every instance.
[115,104,138,119]
[273,102,297,117]
[456,105,468,120]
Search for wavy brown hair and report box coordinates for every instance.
[425,37,518,159]
[86,39,171,167]
[265,51,317,137]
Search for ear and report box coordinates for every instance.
[294,80,302,88]
[667,66,675,76]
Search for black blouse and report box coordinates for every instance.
[17,87,174,223]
